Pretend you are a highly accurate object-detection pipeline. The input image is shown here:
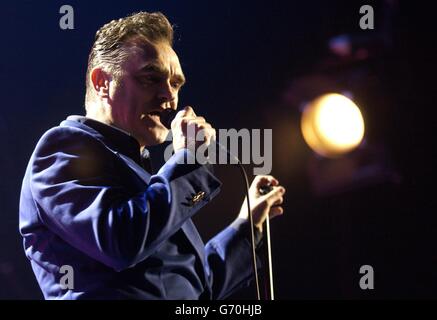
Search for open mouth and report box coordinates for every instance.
[148,110,164,117]
[141,109,164,120]
[141,110,169,128]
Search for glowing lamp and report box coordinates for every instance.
[301,93,365,157]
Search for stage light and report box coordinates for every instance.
[301,93,365,158]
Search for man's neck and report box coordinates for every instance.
[85,103,147,151]
[85,103,112,126]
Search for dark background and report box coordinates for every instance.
[0,0,435,299]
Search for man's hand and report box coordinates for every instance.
[171,106,216,153]
[238,175,286,233]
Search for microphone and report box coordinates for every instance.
[159,108,177,130]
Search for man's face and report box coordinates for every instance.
[109,39,185,147]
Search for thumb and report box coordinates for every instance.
[173,106,196,122]
[181,106,196,117]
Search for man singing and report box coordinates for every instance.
[19,11,285,299]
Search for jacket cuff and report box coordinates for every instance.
[153,148,222,214]
[230,218,263,250]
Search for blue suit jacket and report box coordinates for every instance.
[19,116,259,299]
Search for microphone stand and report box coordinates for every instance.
[264,218,274,300]
[259,185,275,300]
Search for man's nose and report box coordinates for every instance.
[157,81,177,103]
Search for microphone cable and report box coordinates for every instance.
[160,108,265,300]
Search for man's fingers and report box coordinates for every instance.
[183,119,212,133]
[171,106,215,151]
[173,106,197,122]
[194,127,216,145]
[272,195,284,206]
[180,118,210,134]
[269,206,284,218]
[263,186,285,206]
[183,106,196,117]
[254,175,279,188]
[194,116,206,123]
[183,117,206,125]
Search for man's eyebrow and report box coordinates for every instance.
[173,74,186,86]
[138,63,186,84]
[138,63,166,74]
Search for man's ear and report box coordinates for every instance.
[90,67,112,98]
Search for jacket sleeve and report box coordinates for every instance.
[29,126,221,271]
[204,218,263,299]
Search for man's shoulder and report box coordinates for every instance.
[27,118,119,181]
[32,118,111,161]
[37,117,99,144]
